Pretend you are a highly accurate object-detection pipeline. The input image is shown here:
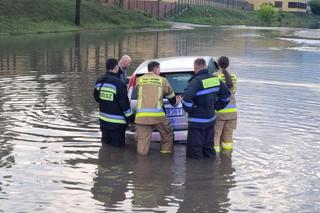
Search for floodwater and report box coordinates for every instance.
[0,26,320,212]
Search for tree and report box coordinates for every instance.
[309,0,320,15]
[75,0,81,26]
[257,3,276,24]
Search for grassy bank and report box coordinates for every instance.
[0,0,167,35]
[174,6,320,29]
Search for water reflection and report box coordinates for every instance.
[0,27,320,212]
[91,145,236,212]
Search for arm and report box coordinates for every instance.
[117,83,134,123]
[215,80,231,111]
[182,78,200,113]
[94,81,101,103]
[163,79,177,106]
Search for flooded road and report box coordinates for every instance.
[0,27,320,212]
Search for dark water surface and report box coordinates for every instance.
[0,27,319,212]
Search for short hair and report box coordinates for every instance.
[148,61,160,72]
[194,58,206,67]
[106,58,118,70]
[218,56,229,69]
[120,55,132,62]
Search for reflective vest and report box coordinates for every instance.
[135,72,176,125]
[215,71,237,120]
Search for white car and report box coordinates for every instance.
[126,56,219,142]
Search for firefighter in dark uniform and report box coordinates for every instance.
[182,58,231,159]
[94,58,134,146]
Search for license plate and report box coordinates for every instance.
[165,108,183,117]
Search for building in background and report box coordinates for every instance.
[247,0,307,12]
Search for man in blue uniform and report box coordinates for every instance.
[182,58,231,159]
[94,58,134,147]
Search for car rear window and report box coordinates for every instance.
[130,72,193,100]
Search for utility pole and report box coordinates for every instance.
[158,0,161,20]
[75,0,81,26]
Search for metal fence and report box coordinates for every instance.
[99,0,253,19]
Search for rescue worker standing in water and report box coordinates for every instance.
[182,58,231,159]
[94,58,134,147]
[135,61,181,155]
[214,56,238,153]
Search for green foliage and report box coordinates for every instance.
[257,3,276,24]
[309,0,320,15]
[173,5,320,29]
[0,0,167,35]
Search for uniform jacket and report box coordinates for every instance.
[117,66,129,85]
[94,71,134,130]
[182,69,231,128]
[135,72,177,125]
[215,71,237,120]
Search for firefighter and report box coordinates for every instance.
[214,56,237,153]
[135,61,181,155]
[94,58,134,147]
[182,58,231,159]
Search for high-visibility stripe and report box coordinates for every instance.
[160,151,172,154]
[222,142,233,150]
[99,112,126,124]
[137,108,163,113]
[100,87,116,94]
[123,109,133,117]
[137,87,143,109]
[214,145,221,153]
[100,112,125,120]
[136,112,165,117]
[182,100,193,108]
[196,87,219,96]
[166,92,175,99]
[157,86,162,109]
[96,83,116,89]
[218,108,237,113]
[202,77,220,88]
[217,104,237,113]
[188,116,216,123]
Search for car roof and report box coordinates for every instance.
[134,56,214,74]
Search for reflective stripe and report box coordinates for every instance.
[96,83,117,94]
[99,112,126,124]
[218,104,237,113]
[182,100,193,108]
[196,87,219,96]
[188,116,216,123]
[136,112,165,117]
[222,142,233,150]
[139,77,163,86]
[157,86,162,109]
[137,87,143,109]
[123,109,133,117]
[137,108,163,113]
[214,146,221,153]
[100,87,116,94]
[160,151,172,154]
[166,92,175,99]
[202,77,220,88]
[100,112,125,120]
[218,108,237,113]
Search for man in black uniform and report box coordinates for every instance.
[182,58,231,159]
[94,58,134,147]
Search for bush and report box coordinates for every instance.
[257,3,276,24]
[309,0,320,15]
